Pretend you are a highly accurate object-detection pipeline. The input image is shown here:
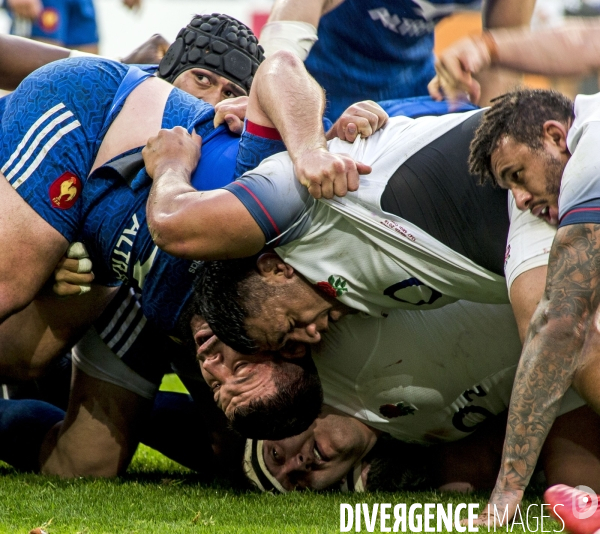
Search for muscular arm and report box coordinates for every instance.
[492,20,600,76]
[0,35,70,90]
[484,223,600,524]
[145,50,367,259]
[474,0,535,105]
[509,265,547,343]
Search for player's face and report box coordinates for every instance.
[194,327,277,418]
[263,406,377,491]
[491,136,567,226]
[173,68,247,106]
[192,316,312,417]
[244,283,350,351]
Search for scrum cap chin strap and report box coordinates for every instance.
[243,439,365,493]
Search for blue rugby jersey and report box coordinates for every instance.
[305,0,478,119]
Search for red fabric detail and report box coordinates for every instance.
[561,206,600,223]
[251,12,270,37]
[246,120,282,141]
[235,182,281,235]
[315,281,337,298]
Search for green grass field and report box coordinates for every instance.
[0,377,562,533]
[0,448,560,534]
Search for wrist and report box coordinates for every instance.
[480,31,499,65]
[291,143,327,164]
[152,165,193,184]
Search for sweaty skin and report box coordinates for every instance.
[472,119,600,526]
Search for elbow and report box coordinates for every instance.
[535,301,589,350]
[261,50,306,80]
[147,213,196,260]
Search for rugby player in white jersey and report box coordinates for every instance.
[449,84,600,528]
[243,302,600,493]
[143,96,555,429]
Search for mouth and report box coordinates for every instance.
[531,204,559,226]
[313,440,329,465]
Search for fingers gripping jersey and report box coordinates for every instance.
[227,112,508,315]
[226,110,556,314]
[0,58,151,242]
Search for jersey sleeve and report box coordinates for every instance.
[222,153,314,246]
[559,121,600,227]
[505,193,555,295]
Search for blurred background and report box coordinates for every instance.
[1,0,600,97]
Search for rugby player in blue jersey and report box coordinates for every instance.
[260,0,535,119]
[0,13,365,328]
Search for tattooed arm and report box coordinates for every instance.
[478,223,600,525]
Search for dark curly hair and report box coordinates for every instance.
[193,256,261,355]
[469,88,573,185]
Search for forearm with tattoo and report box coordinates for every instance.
[490,223,600,515]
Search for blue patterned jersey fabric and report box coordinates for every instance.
[305,0,479,119]
[82,129,285,333]
[0,57,152,241]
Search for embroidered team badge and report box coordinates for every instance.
[50,172,81,210]
[39,7,59,33]
[316,275,348,298]
[379,402,416,418]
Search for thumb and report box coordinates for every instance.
[191,130,203,147]
[356,162,372,175]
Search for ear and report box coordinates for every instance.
[256,253,295,279]
[542,120,569,153]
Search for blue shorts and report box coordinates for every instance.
[9,0,98,47]
[0,58,152,242]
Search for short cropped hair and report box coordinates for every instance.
[469,88,574,184]
[230,354,323,440]
[194,257,264,354]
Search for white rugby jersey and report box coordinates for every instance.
[314,300,583,444]
[225,111,556,316]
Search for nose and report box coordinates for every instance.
[512,187,533,211]
[201,86,223,107]
[201,350,223,373]
[288,447,315,473]
[288,324,322,344]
